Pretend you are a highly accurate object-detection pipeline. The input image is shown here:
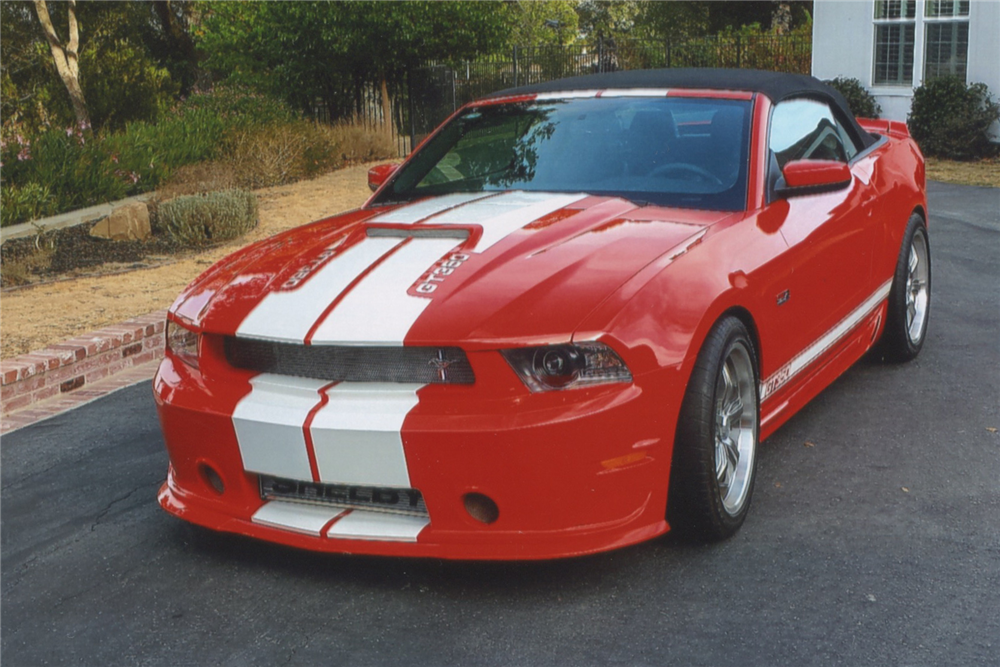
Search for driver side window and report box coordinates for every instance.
[769,99,858,168]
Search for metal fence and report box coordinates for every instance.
[351,33,812,157]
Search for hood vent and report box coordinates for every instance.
[225,337,475,384]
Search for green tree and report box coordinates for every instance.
[198,1,511,120]
[575,0,640,40]
[634,2,710,40]
[508,1,579,46]
[3,0,197,133]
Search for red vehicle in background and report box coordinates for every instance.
[155,69,929,559]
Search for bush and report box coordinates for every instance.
[908,77,1000,160]
[319,121,398,164]
[159,190,258,246]
[826,77,881,119]
[0,86,300,227]
[225,122,336,189]
[0,182,56,227]
[223,119,395,189]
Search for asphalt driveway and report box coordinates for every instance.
[2,181,998,667]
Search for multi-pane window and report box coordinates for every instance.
[873,0,916,85]
[924,0,970,80]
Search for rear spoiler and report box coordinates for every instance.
[857,118,911,139]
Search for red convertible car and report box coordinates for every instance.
[155,69,930,559]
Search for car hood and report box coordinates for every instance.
[171,191,734,348]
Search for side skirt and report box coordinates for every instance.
[759,301,887,441]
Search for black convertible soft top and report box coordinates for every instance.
[488,68,876,149]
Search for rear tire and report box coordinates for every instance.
[880,214,930,362]
[668,317,759,541]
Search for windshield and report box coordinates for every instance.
[375,96,752,211]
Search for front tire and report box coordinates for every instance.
[880,214,931,362]
[668,317,759,541]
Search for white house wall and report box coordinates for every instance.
[812,0,1000,138]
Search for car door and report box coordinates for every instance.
[765,98,876,366]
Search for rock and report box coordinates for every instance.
[89,202,151,241]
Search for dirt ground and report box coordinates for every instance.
[1,162,380,359]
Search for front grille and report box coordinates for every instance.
[260,475,428,517]
[225,337,475,384]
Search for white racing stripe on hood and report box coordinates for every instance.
[309,383,422,487]
[369,192,494,224]
[233,374,326,480]
[237,236,401,343]
[309,237,460,345]
[429,191,587,251]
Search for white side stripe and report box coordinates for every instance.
[232,374,326,480]
[309,237,460,345]
[252,501,343,536]
[237,236,401,343]
[326,510,429,542]
[760,280,892,400]
[309,383,423,487]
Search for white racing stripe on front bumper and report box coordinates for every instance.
[325,510,430,542]
[308,237,461,345]
[252,501,344,536]
[309,383,423,487]
[233,374,326,480]
[251,502,430,542]
[237,236,401,343]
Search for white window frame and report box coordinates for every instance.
[922,0,970,81]
[872,0,918,87]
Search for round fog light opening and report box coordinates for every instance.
[463,493,499,524]
[198,463,225,495]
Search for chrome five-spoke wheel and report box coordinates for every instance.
[905,231,930,345]
[714,343,757,516]
[669,316,760,541]
[881,214,930,362]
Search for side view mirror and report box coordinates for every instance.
[776,159,852,197]
[368,163,399,192]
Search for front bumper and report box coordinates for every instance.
[154,348,685,560]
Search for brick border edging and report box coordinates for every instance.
[1,309,167,416]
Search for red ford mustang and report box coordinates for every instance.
[155,69,930,559]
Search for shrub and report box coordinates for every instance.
[159,190,258,246]
[155,162,237,199]
[826,77,881,119]
[1,182,56,227]
[908,77,1000,160]
[320,121,398,164]
[223,119,389,189]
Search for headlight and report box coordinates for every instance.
[501,342,632,392]
[165,320,200,369]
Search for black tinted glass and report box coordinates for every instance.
[376,97,752,212]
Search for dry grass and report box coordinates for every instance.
[925,157,1000,188]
